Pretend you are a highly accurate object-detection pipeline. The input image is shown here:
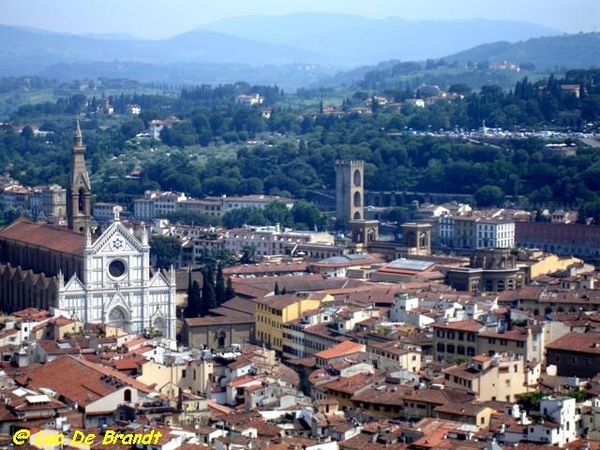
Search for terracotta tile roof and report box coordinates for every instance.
[315,340,365,360]
[232,275,369,299]
[11,308,51,321]
[185,313,254,327]
[546,331,600,354]
[351,384,412,405]
[0,220,85,256]
[111,357,144,371]
[15,355,154,406]
[254,293,316,310]
[224,261,308,275]
[478,328,528,342]
[217,297,257,315]
[226,374,259,388]
[434,401,491,416]
[430,319,484,332]
[402,387,474,406]
[227,357,252,370]
[321,372,383,394]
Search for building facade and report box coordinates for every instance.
[0,122,177,340]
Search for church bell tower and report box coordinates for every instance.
[67,119,91,233]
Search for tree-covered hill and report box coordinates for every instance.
[2,70,600,224]
[446,32,600,71]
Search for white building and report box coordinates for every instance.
[389,292,435,327]
[476,217,515,248]
[526,396,578,446]
[53,211,177,340]
[220,194,294,212]
[225,225,334,258]
[133,191,187,220]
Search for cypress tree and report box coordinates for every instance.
[225,277,235,301]
[201,266,217,313]
[215,264,226,305]
[187,280,202,317]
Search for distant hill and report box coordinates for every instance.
[201,12,563,65]
[0,24,333,90]
[314,32,600,90]
[0,17,593,90]
[445,32,600,70]
[0,25,322,67]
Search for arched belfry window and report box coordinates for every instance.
[353,169,361,187]
[78,188,85,212]
[353,191,362,208]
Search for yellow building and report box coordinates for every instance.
[254,294,322,352]
[526,253,583,279]
[443,354,527,402]
[431,319,483,362]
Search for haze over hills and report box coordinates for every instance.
[200,12,563,65]
[0,13,595,90]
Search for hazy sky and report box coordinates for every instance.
[1,0,597,39]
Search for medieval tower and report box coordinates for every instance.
[335,160,364,229]
[67,119,91,234]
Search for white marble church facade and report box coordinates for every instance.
[53,209,177,340]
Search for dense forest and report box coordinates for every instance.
[2,69,600,225]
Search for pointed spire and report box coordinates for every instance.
[85,226,92,246]
[74,118,83,148]
[141,222,148,245]
[58,270,65,290]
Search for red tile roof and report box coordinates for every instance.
[0,220,85,256]
[546,331,600,354]
[430,319,484,332]
[315,340,365,360]
[15,355,154,406]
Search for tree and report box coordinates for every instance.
[474,185,505,207]
[20,125,34,140]
[186,280,202,318]
[201,266,217,315]
[149,235,181,269]
[291,201,327,230]
[225,277,235,301]
[274,282,280,295]
[215,264,226,305]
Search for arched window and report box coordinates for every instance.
[353,191,362,207]
[218,329,227,348]
[153,317,166,337]
[353,211,362,220]
[353,169,361,187]
[78,188,86,212]
[124,389,132,402]
[108,306,128,330]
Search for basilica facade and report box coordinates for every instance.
[0,121,176,340]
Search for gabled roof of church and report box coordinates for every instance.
[0,219,85,256]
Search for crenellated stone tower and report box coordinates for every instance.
[335,159,364,229]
